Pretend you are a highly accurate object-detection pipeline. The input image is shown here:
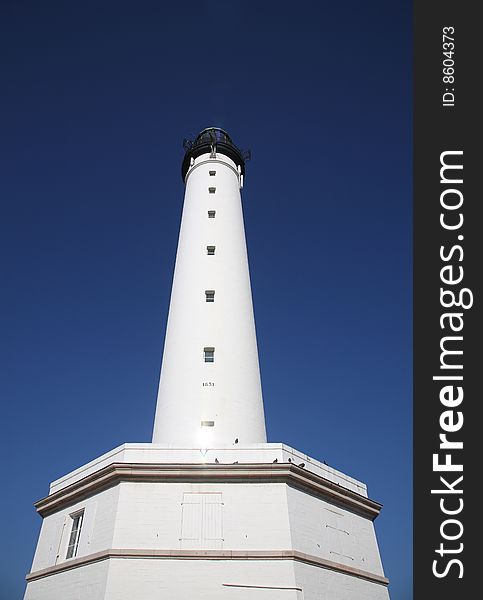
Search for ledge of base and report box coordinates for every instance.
[49,443,367,497]
[26,548,389,587]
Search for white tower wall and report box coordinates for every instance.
[152,149,266,446]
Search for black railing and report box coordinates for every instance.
[181,127,249,181]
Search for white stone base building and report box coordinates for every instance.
[25,444,389,599]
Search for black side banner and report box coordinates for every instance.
[414,2,480,598]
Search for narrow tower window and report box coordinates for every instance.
[66,510,84,559]
[208,210,216,218]
[205,290,215,303]
[207,246,215,255]
[204,347,215,363]
[208,187,216,194]
[209,170,216,176]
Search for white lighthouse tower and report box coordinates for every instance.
[152,128,266,447]
[24,128,390,600]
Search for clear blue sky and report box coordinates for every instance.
[0,1,412,598]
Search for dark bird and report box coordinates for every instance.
[288,458,292,463]
[215,458,219,464]
[234,438,239,444]
[233,461,238,464]
[273,458,278,463]
[299,462,305,468]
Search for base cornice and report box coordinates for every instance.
[26,548,389,587]
[35,462,382,520]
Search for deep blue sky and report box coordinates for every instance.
[0,1,412,598]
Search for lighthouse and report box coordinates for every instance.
[152,128,266,447]
[24,128,390,600]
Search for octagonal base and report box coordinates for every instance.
[24,444,390,599]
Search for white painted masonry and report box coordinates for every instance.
[24,129,390,599]
[152,145,266,446]
[25,443,389,600]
